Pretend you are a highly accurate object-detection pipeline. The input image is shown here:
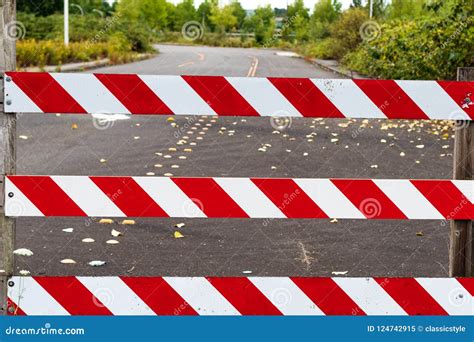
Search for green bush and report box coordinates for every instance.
[343,15,473,80]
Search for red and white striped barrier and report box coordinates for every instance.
[8,277,473,316]
[5,176,474,219]
[5,72,473,120]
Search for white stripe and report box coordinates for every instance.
[51,73,130,114]
[214,178,285,218]
[333,278,407,315]
[77,277,154,315]
[5,179,43,217]
[8,277,70,315]
[312,79,387,119]
[373,180,444,219]
[51,176,125,217]
[249,277,324,315]
[227,77,301,117]
[133,177,206,218]
[163,277,240,315]
[416,278,473,315]
[294,179,365,219]
[452,180,474,203]
[396,81,466,120]
[139,75,216,115]
[5,81,43,113]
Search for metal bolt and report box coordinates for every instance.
[6,100,12,106]
[5,76,11,82]
[8,192,13,198]
[8,281,14,287]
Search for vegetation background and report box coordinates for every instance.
[15,0,473,80]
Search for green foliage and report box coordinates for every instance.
[310,0,342,39]
[173,0,197,31]
[343,14,473,79]
[282,0,310,42]
[209,4,238,33]
[17,38,136,68]
[197,0,218,31]
[230,0,247,29]
[244,5,275,45]
[328,8,368,59]
[117,0,169,31]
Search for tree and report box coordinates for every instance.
[209,4,238,33]
[282,0,310,42]
[387,0,425,19]
[350,0,363,7]
[197,0,218,31]
[173,0,197,31]
[244,5,275,44]
[117,0,169,31]
[230,0,247,29]
[310,0,342,39]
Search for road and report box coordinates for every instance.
[11,45,452,277]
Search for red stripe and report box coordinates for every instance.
[183,76,259,116]
[90,177,168,217]
[172,178,249,218]
[95,74,173,115]
[207,277,282,315]
[291,277,365,315]
[7,298,26,316]
[8,176,86,216]
[251,179,328,218]
[410,180,474,219]
[374,278,447,315]
[331,179,407,219]
[456,278,474,296]
[7,72,86,113]
[269,78,344,118]
[437,81,474,119]
[121,277,197,315]
[35,277,112,315]
[354,79,429,120]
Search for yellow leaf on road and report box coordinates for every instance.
[174,231,185,239]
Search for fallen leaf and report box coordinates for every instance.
[331,271,348,275]
[19,270,30,275]
[167,117,175,122]
[13,248,33,256]
[416,232,424,236]
[19,135,28,140]
[99,218,114,224]
[330,218,338,223]
[121,220,135,225]
[71,123,78,129]
[111,229,123,237]
[100,158,107,163]
[88,260,106,267]
[82,238,95,243]
[62,228,74,233]
[175,223,185,228]
[174,231,185,239]
[242,270,252,274]
[61,259,76,264]
[146,172,155,176]
[400,152,406,157]
[106,240,120,244]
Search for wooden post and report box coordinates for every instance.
[450,67,474,277]
[0,0,16,315]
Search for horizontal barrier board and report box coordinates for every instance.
[7,276,474,316]
[5,176,474,219]
[5,72,473,120]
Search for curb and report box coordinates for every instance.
[305,57,368,79]
[21,53,156,73]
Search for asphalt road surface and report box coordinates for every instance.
[10,45,453,277]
